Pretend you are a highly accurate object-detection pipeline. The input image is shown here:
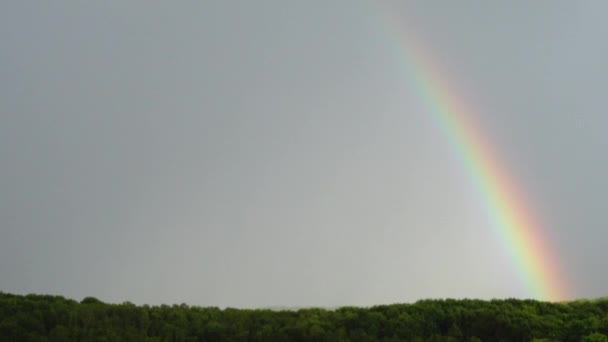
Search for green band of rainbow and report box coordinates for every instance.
[381,15,568,301]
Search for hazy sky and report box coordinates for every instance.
[1,1,607,307]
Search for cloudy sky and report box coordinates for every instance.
[1,1,607,307]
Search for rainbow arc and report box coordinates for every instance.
[385,18,568,301]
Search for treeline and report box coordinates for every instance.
[1,292,608,341]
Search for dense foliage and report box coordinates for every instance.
[1,292,608,341]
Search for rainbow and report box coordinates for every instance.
[381,14,568,301]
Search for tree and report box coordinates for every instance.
[582,333,608,342]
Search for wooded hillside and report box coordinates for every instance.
[1,292,607,341]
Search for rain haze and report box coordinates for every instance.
[1,1,607,307]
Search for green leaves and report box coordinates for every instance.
[1,292,608,341]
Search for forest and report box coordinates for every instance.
[1,292,608,341]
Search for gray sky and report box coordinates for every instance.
[1,1,607,307]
